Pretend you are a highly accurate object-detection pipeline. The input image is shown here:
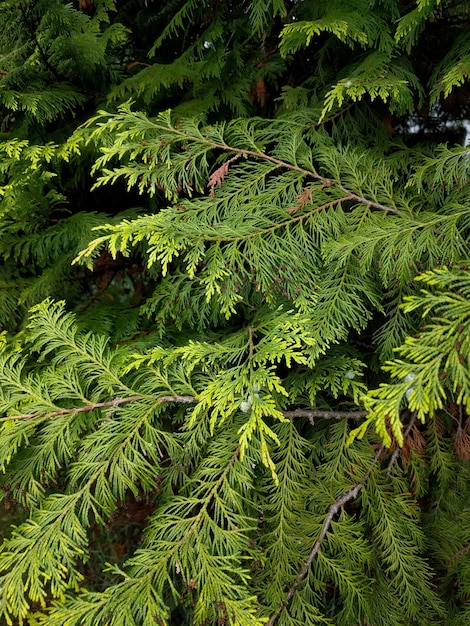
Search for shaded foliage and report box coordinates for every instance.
[0,0,470,624]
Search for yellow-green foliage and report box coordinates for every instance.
[0,0,470,624]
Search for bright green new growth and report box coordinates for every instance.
[0,0,470,624]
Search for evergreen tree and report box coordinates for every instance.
[0,0,470,624]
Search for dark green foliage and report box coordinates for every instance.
[0,0,470,624]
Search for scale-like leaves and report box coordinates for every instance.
[1,0,470,623]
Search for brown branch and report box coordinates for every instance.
[449,542,470,567]
[127,61,152,71]
[317,102,355,126]
[196,197,353,243]
[0,395,369,424]
[266,444,384,626]
[154,120,400,215]
[0,395,198,422]
[213,145,399,215]
[283,408,368,424]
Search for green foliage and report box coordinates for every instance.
[355,267,470,446]
[0,0,470,624]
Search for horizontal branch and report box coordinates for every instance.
[0,394,369,423]
[1,394,198,422]
[283,408,368,423]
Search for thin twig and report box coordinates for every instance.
[0,395,197,422]
[0,395,370,424]
[449,542,470,567]
[266,444,385,626]
[193,197,349,243]
[385,412,417,477]
[148,119,400,215]
[212,145,399,215]
[316,102,355,126]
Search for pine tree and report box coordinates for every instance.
[1,0,470,624]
